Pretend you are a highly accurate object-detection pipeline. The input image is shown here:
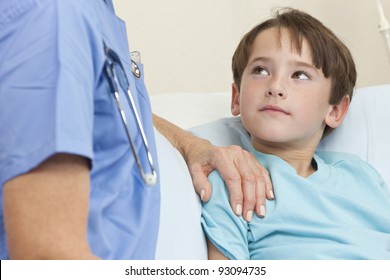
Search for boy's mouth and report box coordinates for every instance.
[259,104,289,115]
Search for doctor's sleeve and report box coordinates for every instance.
[0,1,97,187]
[201,171,250,260]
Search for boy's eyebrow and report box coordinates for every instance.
[248,56,319,72]
[248,56,270,65]
[292,60,318,72]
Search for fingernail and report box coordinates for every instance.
[269,190,275,200]
[246,211,253,222]
[260,205,266,217]
[235,204,242,216]
[200,189,205,201]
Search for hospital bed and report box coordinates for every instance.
[151,84,390,259]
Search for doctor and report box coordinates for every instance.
[0,0,272,259]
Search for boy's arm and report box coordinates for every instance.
[207,239,229,260]
[153,114,273,221]
[3,154,98,259]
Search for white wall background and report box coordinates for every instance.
[114,0,390,95]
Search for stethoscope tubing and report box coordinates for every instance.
[104,43,157,186]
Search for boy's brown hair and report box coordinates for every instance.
[232,8,357,137]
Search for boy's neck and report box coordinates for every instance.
[253,142,318,178]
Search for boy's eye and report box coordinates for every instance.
[252,66,269,76]
[292,71,310,80]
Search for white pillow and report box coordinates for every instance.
[154,129,207,260]
[318,84,390,190]
[190,84,390,191]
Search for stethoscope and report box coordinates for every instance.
[103,43,157,186]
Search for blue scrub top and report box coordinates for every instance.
[0,0,160,259]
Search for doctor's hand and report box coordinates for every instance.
[152,114,273,222]
[183,138,274,222]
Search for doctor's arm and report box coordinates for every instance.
[153,114,273,220]
[3,154,98,259]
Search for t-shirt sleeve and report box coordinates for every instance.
[0,1,98,186]
[201,171,250,260]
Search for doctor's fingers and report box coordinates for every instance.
[190,163,213,202]
[210,145,269,221]
[246,154,274,219]
[229,149,272,221]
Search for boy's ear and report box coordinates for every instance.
[231,83,241,116]
[325,95,350,129]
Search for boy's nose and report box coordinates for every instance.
[266,90,286,98]
[265,76,287,98]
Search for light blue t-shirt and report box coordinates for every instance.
[202,150,390,259]
[0,0,160,259]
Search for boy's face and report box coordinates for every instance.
[231,27,348,151]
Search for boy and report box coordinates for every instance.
[201,8,390,259]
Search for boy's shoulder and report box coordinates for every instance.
[315,151,382,180]
[208,170,225,185]
[316,150,362,165]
